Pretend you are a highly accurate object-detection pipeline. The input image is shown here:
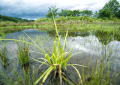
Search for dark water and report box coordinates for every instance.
[0,29,120,84]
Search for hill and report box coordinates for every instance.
[0,14,29,22]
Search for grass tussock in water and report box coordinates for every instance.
[32,34,85,85]
[81,60,112,85]
[17,43,30,71]
[0,45,9,68]
[32,13,86,85]
[17,43,30,65]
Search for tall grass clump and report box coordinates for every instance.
[17,43,30,71]
[32,10,86,85]
[0,45,9,68]
[81,60,112,85]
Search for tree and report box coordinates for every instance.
[59,9,93,17]
[79,10,93,17]
[98,0,120,18]
[116,10,120,18]
[72,10,80,16]
[104,0,120,15]
[99,8,113,18]
[59,9,73,17]
[46,6,58,18]
[93,11,99,17]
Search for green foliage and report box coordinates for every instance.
[17,43,30,66]
[59,10,72,17]
[32,14,86,85]
[46,6,58,18]
[59,9,93,17]
[99,8,113,19]
[0,45,9,68]
[82,61,111,85]
[35,18,50,22]
[104,0,120,15]
[59,9,80,17]
[79,10,93,17]
[33,33,85,85]
[98,0,120,18]
[116,9,120,18]
[0,14,29,22]
[72,10,80,16]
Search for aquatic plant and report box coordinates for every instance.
[17,43,30,70]
[32,11,86,85]
[81,60,112,85]
[33,34,85,85]
[0,45,9,68]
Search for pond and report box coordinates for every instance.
[0,29,120,85]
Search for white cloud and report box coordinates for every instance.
[0,0,110,18]
[1,0,109,10]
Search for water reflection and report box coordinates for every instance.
[0,29,120,84]
[0,29,120,71]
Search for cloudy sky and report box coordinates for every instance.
[0,0,120,19]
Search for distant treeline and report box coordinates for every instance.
[0,15,31,22]
[46,0,120,19]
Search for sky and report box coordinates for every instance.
[0,0,119,19]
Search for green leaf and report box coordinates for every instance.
[42,66,54,84]
[34,66,53,85]
[45,54,51,64]
[71,65,82,85]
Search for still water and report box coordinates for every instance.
[0,29,120,84]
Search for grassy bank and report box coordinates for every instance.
[0,16,120,33]
[0,16,120,45]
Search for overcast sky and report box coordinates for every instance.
[0,0,120,19]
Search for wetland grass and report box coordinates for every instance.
[17,43,30,71]
[81,60,111,85]
[31,12,86,85]
[0,45,9,68]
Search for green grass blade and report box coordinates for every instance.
[0,39,32,45]
[45,54,51,64]
[34,66,53,85]
[63,30,68,50]
[68,64,87,68]
[41,66,54,84]
[62,75,75,85]
[71,65,83,85]
[31,58,48,65]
